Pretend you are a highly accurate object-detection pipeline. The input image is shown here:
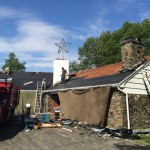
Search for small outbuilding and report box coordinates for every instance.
[0,71,53,113]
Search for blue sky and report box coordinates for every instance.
[0,0,149,72]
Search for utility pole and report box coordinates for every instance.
[55,38,71,60]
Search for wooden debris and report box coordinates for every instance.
[34,124,40,130]
[24,81,33,86]
[62,127,73,132]
[40,123,62,128]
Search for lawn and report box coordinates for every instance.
[135,133,150,145]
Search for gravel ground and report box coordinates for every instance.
[0,116,150,150]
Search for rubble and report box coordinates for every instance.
[19,112,149,141]
[59,118,146,140]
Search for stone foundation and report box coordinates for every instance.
[107,90,127,129]
[107,90,150,129]
[129,94,150,129]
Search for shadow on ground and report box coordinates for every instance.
[0,115,24,141]
[114,143,150,150]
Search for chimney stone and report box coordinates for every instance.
[121,37,144,70]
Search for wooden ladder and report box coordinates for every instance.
[34,81,43,113]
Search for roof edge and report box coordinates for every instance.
[43,83,119,94]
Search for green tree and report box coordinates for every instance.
[78,37,96,70]
[69,61,80,73]
[70,19,150,72]
[2,52,26,72]
[141,19,150,55]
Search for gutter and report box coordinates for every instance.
[118,87,130,129]
[43,83,119,94]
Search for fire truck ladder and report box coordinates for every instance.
[34,81,43,113]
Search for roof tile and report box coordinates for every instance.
[76,56,150,79]
[76,63,122,79]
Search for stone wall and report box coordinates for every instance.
[129,94,150,129]
[107,90,127,129]
[121,38,144,70]
[107,89,150,129]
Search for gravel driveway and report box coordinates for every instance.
[0,117,150,150]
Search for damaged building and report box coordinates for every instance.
[0,37,150,130]
[43,37,150,130]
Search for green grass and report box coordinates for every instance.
[134,133,150,145]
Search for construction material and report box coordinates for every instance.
[40,123,62,128]
[33,124,40,130]
[62,127,72,132]
[54,107,61,113]
[23,81,33,86]
[54,107,61,119]
[36,113,55,123]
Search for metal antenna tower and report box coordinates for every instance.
[55,38,71,59]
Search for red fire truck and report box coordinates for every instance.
[0,77,20,122]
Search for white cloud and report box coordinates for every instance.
[11,20,68,53]
[0,6,34,20]
[0,6,81,72]
[26,62,53,68]
[0,3,111,72]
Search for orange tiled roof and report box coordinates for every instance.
[145,55,150,59]
[75,55,150,79]
[76,62,122,79]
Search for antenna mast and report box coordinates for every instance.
[55,38,71,59]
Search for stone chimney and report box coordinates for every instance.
[121,37,144,70]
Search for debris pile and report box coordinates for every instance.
[59,119,146,140]
[15,112,149,141]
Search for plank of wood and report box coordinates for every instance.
[40,123,62,128]
[24,81,33,86]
